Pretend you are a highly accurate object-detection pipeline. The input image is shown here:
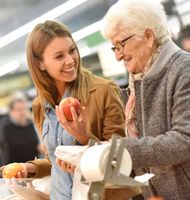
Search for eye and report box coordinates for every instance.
[70,47,77,54]
[55,54,63,60]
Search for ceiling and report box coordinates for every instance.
[0,0,117,75]
[0,0,190,78]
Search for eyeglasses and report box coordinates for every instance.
[111,34,135,54]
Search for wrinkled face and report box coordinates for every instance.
[40,36,79,86]
[10,101,29,125]
[111,29,155,74]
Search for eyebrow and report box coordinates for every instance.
[121,34,135,43]
[111,34,135,51]
[53,43,75,56]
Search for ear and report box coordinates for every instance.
[39,62,46,71]
[145,29,155,48]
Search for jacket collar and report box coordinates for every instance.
[144,40,180,79]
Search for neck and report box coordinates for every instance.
[55,82,66,101]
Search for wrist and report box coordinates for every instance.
[26,163,36,174]
[81,132,90,145]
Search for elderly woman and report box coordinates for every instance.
[101,0,190,200]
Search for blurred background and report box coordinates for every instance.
[0,0,190,117]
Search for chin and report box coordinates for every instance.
[127,67,136,74]
[125,63,133,73]
[66,75,77,83]
[127,63,140,74]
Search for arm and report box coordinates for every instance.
[124,64,190,168]
[27,155,52,178]
[101,81,126,140]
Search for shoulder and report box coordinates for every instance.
[87,75,122,104]
[167,50,190,80]
[170,50,190,71]
[0,115,11,127]
[90,74,119,90]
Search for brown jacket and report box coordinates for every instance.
[29,75,133,199]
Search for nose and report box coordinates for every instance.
[115,51,124,61]
[64,54,74,65]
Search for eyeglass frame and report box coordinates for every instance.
[111,34,135,54]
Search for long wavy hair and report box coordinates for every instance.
[26,20,92,133]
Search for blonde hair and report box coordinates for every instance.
[26,20,92,133]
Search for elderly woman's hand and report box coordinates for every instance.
[55,105,89,145]
[56,158,76,174]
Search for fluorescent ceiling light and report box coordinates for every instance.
[0,0,88,49]
[0,61,20,77]
[73,20,103,41]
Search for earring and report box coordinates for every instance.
[40,66,45,71]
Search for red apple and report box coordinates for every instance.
[2,163,23,178]
[59,97,81,121]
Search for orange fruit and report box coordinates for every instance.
[2,163,23,178]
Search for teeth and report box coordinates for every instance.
[63,67,74,72]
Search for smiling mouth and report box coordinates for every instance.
[62,67,74,72]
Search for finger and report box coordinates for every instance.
[61,161,73,173]
[56,159,67,171]
[80,106,87,123]
[60,161,68,171]
[56,158,62,166]
[21,164,28,178]
[66,162,71,168]
[71,106,78,121]
[69,165,76,174]
[16,169,26,184]
[56,158,72,172]
[58,105,67,124]
[64,161,71,168]
[17,171,23,179]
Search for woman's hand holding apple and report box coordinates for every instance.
[56,97,90,145]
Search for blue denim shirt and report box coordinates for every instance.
[42,90,75,200]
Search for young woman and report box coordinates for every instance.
[17,20,125,199]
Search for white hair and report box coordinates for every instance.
[101,0,170,42]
